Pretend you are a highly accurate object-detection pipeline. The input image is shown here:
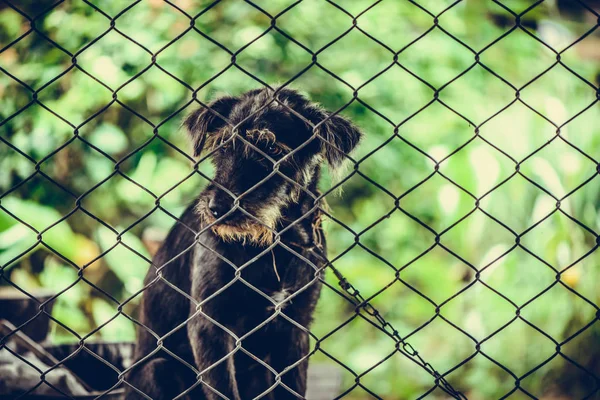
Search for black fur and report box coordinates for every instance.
[124,88,361,400]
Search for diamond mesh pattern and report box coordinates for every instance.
[1,0,600,399]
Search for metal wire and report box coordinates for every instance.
[0,0,599,399]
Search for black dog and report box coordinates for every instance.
[125,88,361,400]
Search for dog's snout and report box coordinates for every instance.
[208,195,233,218]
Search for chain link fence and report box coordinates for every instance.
[1,0,600,399]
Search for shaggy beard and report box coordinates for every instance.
[195,197,277,246]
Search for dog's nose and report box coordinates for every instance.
[208,197,232,218]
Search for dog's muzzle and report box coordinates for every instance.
[196,197,275,246]
[207,195,232,219]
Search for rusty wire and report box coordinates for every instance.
[1,0,600,399]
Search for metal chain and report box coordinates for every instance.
[327,262,467,400]
[308,208,466,398]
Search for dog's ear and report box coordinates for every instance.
[304,106,362,170]
[184,96,239,157]
[320,113,362,169]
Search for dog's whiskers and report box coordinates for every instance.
[271,249,281,283]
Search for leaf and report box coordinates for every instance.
[96,227,150,295]
[529,157,565,199]
[39,257,85,303]
[91,298,136,341]
[0,223,32,250]
[0,198,79,267]
[88,123,129,155]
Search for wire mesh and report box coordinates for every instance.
[0,0,599,399]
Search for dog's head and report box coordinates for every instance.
[184,87,362,246]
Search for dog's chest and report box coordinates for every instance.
[271,288,289,303]
[255,270,303,312]
[194,242,321,318]
[240,251,317,311]
[267,287,292,310]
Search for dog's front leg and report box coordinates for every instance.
[267,327,310,399]
[187,320,241,400]
[125,358,190,400]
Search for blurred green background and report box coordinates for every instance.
[1,0,600,398]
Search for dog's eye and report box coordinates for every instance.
[267,144,281,155]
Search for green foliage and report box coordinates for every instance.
[1,0,600,398]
